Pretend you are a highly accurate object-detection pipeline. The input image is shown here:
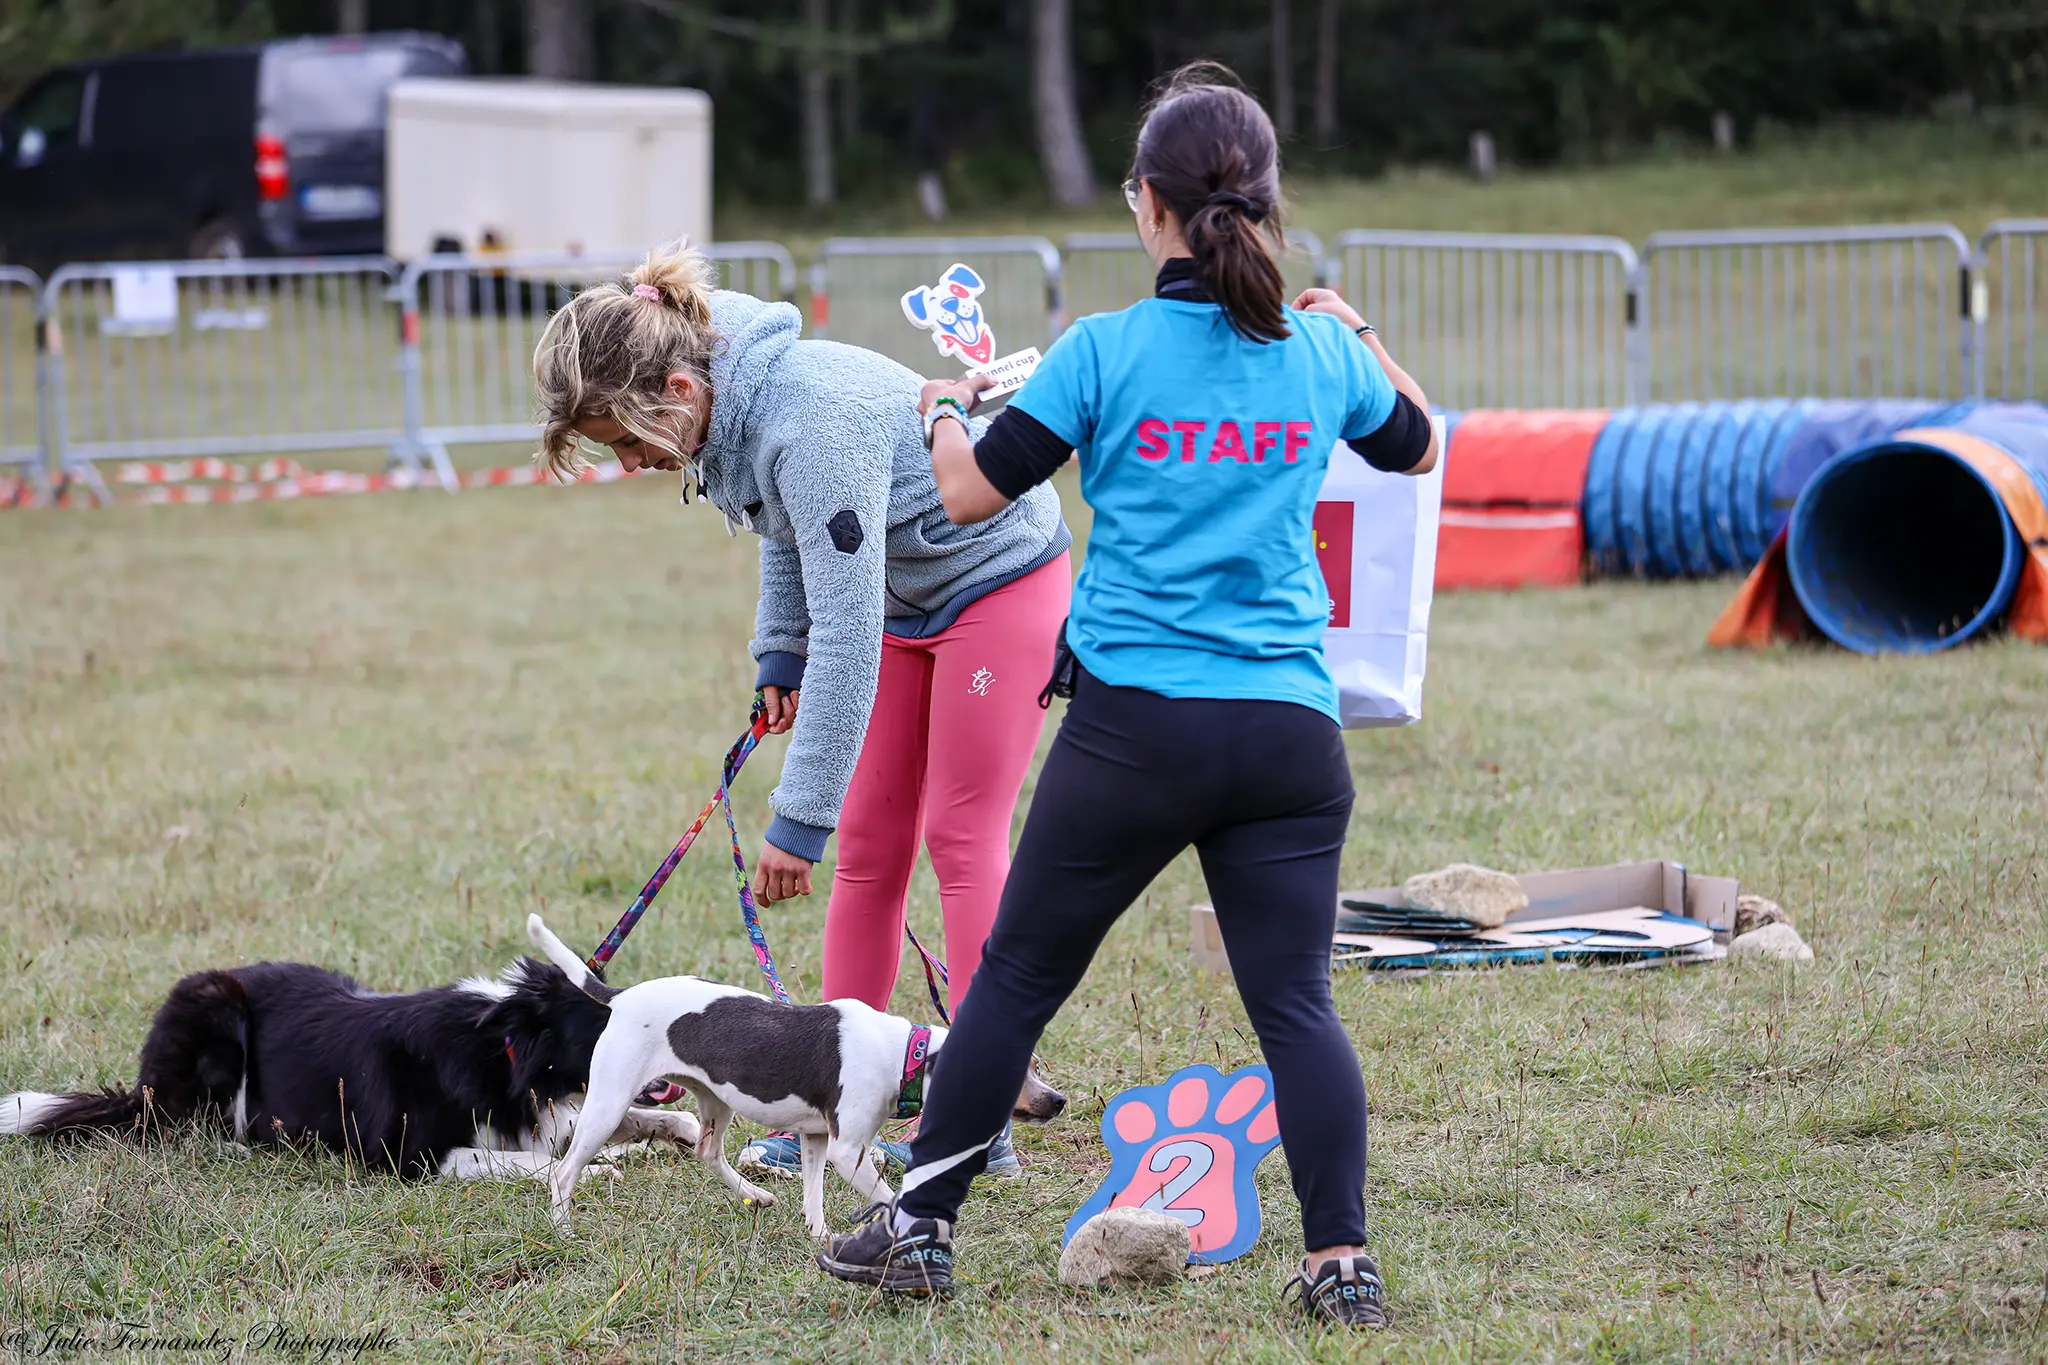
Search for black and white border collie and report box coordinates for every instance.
[1,958,699,1180]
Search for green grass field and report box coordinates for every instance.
[3,473,2046,1363]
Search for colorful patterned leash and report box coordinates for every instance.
[903,923,952,1025]
[586,691,950,1018]
[717,741,791,1004]
[586,694,772,977]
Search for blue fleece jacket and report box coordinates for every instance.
[698,292,1070,862]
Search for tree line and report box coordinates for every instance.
[4,0,2044,213]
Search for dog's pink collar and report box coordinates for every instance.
[895,1024,933,1120]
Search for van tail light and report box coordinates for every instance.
[255,135,289,201]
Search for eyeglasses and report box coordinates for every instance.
[1122,177,1143,212]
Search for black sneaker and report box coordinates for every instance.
[816,1202,953,1295]
[1294,1252,1390,1329]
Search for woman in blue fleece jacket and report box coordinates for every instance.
[532,245,1071,1167]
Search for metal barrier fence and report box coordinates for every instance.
[1,266,43,499]
[707,241,799,304]
[1639,224,1975,402]
[1333,230,1641,410]
[43,257,409,500]
[398,242,797,477]
[15,223,2048,505]
[812,236,1062,374]
[1979,220,2048,401]
[1061,229,1327,321]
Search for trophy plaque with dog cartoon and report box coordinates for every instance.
[900,263,1041,412]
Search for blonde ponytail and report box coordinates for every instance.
[533,238,721,481]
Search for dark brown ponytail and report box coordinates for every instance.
[1134,62,1289,344]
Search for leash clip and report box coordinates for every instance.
[1038,617,1078,710]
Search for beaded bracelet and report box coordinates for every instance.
[923,397,971,448]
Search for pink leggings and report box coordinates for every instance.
[822,553,1072,1015]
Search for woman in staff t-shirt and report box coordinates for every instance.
[816,62,1438,1331]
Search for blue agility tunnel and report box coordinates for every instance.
[1582,399,1828,578]
[1785,406,2048,652]
[1764,398,1976,545]
[1580,399,2018,582]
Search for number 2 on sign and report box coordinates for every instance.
[1067,1062,1284,1265]
[1138,1138,1216,1227]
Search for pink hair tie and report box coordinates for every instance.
[632,283,661,301]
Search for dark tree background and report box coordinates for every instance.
[3,0,2044,211]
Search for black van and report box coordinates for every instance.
[0,33,465,273]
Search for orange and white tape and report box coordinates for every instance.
[117,457,307,485]
[6,459,638,508]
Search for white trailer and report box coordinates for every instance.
[385,78,711,259]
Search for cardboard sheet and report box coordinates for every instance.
[1191,859,1737,976]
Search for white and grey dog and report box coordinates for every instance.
[527,913,1065,1235]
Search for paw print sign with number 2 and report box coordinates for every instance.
[1063,1063,1282,1265]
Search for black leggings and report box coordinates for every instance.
[897,669,1371,1250]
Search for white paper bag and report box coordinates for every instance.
[1314,416,1446,728]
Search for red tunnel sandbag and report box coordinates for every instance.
[1437,409,1610,589]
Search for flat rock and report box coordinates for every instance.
[1059,1207,1190,1288]
[1735,893,1791,936]
[1728,922,1814,963]
[1401,864,1527,929]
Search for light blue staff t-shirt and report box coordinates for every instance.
[1009,295,1398,723]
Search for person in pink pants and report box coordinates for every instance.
[738,553,1070,1178]
[824,552,1072,1019]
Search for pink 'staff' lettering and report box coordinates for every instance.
[1136,419,1170,461]
[1129,420,1316,468]
[1209,421,1251,464]
[1284,421,1315,463]
[1253,422,1282,464]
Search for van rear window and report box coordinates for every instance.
[271,49,442,133]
